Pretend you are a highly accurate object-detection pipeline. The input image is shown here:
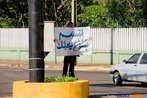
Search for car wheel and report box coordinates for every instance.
[113,72,122,86]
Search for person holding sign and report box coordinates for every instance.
[62,21,77,77]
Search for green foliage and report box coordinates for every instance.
[0,0,28,27]
[106,0,144,27]
[77,0,96,14]
[44,76,56,82]
[45,0,71,26]
[0,17,14,27]
[78,0,146,27]
[78,5,113,27]
[0,0,146,28]
[46,0,97,26]
[44,76,77,83]
[56,76,77,82]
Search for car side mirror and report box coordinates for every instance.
[123,60,127,63]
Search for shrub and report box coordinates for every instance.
[44,76,77,83]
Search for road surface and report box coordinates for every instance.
[0,66,147,98]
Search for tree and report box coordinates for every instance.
[78,0,145,27]
[0,0,146,27]
[45,0,96,27]
[0,0,28,27]
[0,0,96,27]
[77,0,97,14]
[142,0,147,25]
[106,0,144,27]
[78,5,113,27]
[44,0,71,26]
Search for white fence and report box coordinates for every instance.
[91,28,111,50]
[0,28,28,49]
[0,28,147,52]
[91,28,147,51]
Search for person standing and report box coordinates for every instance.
[62,55,76,77]
[62,21,77,77]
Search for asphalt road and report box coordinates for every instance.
[0,66,147,98]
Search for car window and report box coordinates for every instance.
[126,53,141,64]
[140,53,147,64]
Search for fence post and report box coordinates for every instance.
[110,28,114,65]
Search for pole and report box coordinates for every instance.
[72,0,77,27]
[28,0,45,82]
[71,0,77,66]
[110,28,114,65]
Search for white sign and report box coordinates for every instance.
[44,21,55,52]
[55,27,92,56]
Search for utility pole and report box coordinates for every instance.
[71,0,77,27]
[28,0,45,82]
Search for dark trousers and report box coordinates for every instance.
[62,56,76,77]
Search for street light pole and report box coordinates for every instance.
[72,0,77,27]
[28,0,45,82]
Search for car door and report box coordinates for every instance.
[121,53,141,81]
[136,53,147,82]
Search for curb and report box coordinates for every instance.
[0,60,111,71]
[41,64,110,71]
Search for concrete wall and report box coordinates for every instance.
[0,48,142,65]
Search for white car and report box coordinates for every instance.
[110,53,147,86]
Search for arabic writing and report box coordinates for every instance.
[57,39,89,51]
[56,29,89,51]
[59,29,84,40]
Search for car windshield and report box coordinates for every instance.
[140,53,147,64]
[126,53,141,64]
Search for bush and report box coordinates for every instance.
[44,76,77,83]
[44,76,56,82]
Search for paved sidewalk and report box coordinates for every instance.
[0,60,111,71]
